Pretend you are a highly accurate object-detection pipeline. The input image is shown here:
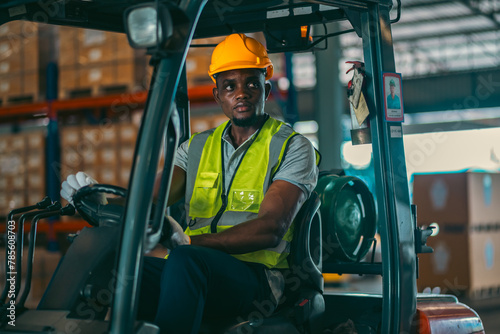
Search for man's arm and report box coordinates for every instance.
[190,180,306,254]
[153,165,186,206]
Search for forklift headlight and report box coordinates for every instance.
[124,3,173,49]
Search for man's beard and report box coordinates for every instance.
[232,113,259,127]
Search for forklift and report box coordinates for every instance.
[0,1,485,333]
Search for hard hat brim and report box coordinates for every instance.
[208,64,274,83]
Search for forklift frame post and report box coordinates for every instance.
[362,3,416,333]
[109,1,208,333]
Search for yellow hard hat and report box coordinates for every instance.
[208,33,273,83]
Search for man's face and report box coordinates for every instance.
[213,68,271,127]
[390,85,395,94]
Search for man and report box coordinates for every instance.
[387,79,401,109]
[62,33,318,333]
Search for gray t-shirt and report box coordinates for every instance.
[174,123,318,198]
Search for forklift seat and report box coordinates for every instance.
[201,191,325,334]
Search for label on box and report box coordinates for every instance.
[485,238,494,269]
[0,26,9,36]
[483,174,492,206]
[430,178,448,210]
[83,29,105,46]
[185,59,196,72]
[0,42,10,55]
[0,82,9,93]
[88,48,103,62]
[89,69,103,82]
[433,242,450,274]
[0,62,9,74]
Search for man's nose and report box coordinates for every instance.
[235,85,250,99]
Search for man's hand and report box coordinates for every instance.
[164,216,190,250]
[60,171,107,206]
[145,225,162,253]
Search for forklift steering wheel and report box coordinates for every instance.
[73,184,127,227]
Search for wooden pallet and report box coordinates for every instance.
[0,93,38,106]
[59,83,135,100]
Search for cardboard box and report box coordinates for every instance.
[81,126,103,147]
[0,21,38,39]
[0,135,8,153]
[27,188,46,206]
[0,71,39,99]
[185,53,212,86]
[7,191,26,210]
[99,146,118,165]
[417,228,500,297]
[98,167,119,185]
[26,151,44,171]
[0,152,25,176]
[118,123,138,144]
[118,167,131,188]
[58,27,78,67]
[11,174,26,190]
[59,27,134,66]
[80,144,98,166]
[119,144,135,165]
[61,146,83,169]
[0,21,23,37]
[0,73,22,96]
[413,172,500,226]
[27,172,44,189]
[101,126,118,145]
[191,116,212,133]
[26,130,45,151]
[0,37,39,73]
[61,127,81,146]
[58,67,77,93]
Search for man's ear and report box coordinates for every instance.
[265,82,272,101]
[213,86,221,104]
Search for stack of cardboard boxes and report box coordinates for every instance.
[60,121,139,195]
[0,131,46,216]
[58,27,151,99]
[186,37,224,87]
[0,21,39,105]
[413,172,500,298]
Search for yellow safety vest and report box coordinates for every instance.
[184,117,301,268]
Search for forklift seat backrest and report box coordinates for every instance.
[201,191,325,334]
[287,190,324,295]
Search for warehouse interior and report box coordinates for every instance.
[0,0,499,332]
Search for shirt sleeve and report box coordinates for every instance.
[272,134,319,198]
[173,139,189,172]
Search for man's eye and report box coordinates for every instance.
[224,85,234,91]
[249,82,260,88]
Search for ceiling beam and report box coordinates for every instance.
[459,0,500,28]
[402,0,460,10]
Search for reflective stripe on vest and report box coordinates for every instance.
[184,117,296,268]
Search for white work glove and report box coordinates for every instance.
[422,287,441,294]
[164,216,190,250]
[60,171,107,206]
[144,224,162,253]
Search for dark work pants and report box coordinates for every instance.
[137,245,274,334]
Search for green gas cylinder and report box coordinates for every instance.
[315,173,377,263]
